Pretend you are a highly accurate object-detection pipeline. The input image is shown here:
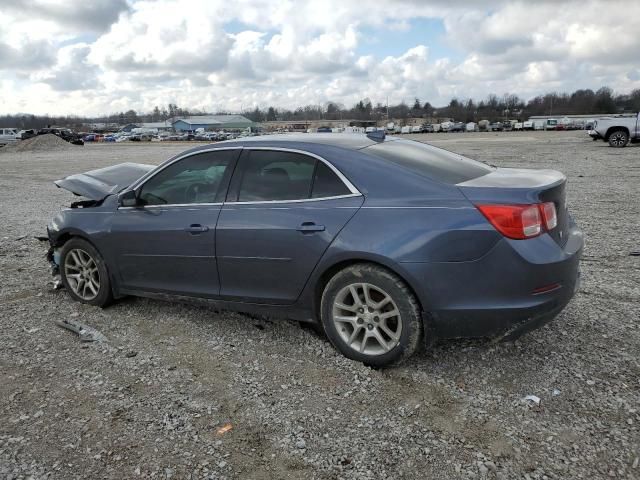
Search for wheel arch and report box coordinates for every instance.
[53,229,121,298]
[605,126,629,140]
[312,256,428,324]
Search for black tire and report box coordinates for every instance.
[60,238,113,307]
[320,263,424,367]
[608,129,628,148]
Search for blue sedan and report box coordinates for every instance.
[47,132,583,366]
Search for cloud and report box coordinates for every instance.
[0,39,56,71]
[1,0,640,115]
[3,0,130,33]
[37,44,101,91]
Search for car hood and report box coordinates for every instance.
[54,162,155,200]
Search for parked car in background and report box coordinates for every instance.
[400,125,412,134]
[465,122,478,132]
[39,128,84,145]
[440,121,452,132]
[513,122,523,131]
[449,122,465,133]
[592,112,640,147]
[543,119,558,131]
[411,125,423,133]
[317,127,332,133]
[523,121,534,130]
[502,121,513,131]
[47,133,582,367]
[0,128,20,145]
[19,129,37,140]
[488,122,503,132]
[423,124,434,133]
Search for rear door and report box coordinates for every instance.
[109,148,240,296]
[216,148,363,304]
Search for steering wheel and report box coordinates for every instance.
[185,183,208,203]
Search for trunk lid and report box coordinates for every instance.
[457,168,569,245]
[55,163,154,201]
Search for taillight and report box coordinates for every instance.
[476,202,557,240]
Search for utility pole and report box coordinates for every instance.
[386,96,389,121]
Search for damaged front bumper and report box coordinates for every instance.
[46,226,63,289]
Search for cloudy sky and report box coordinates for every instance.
[1,0,639,116]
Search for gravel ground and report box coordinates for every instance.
[0,132,638,479]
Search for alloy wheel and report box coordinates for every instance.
[332,282,402,356]
[64,248,100,301]
[610,132,627,147]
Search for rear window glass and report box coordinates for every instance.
[311,162,351,198]
[365,140,492,184]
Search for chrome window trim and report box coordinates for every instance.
[122,145,362,208]
[127,146,243,192]
[225,193,361,206]
[118,202,223,210]
[227,146,362,205]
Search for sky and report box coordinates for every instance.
[1,0,639,116]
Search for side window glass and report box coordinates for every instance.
[311,162,351,198]
[139,150,235,205]
[238,151,316,201]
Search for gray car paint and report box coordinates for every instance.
[48,134,583,339]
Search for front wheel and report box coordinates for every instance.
[608,130,628,148]
[60,238,113,307]
[320,264,424,367]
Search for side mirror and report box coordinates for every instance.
[119,190,139,207]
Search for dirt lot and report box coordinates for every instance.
[1,131,638,479]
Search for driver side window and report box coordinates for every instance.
[139,150,236,206]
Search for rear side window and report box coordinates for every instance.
[365,140,492,184]
[312,162,351,198]
[235,150,352,202]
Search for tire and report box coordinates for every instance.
[608,129,628,148]
[320,263,424,367]
[60,238,113,307]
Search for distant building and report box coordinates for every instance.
[140,121,173,131]
[172,115,255,131]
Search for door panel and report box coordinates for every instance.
[108,148,240,296]
[111,205,222,296]
[216,196,363,303]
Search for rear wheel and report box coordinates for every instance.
[320,264,423,367]
[60,238,113,307]
[608,129,628,148]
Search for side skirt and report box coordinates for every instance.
[117,288,316,323]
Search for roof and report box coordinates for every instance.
[222,133,388,150]
[171,134,396,160]
[140,122,172,128]
[173,115,253,126]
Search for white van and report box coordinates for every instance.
[0,128,19,145]
[400,125,412,134]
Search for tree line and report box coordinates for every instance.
[1,87,639,129]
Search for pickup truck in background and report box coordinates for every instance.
[592,113,640,147]
[0,128,19,146]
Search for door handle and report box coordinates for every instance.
[185,224,209,234]
[297,222,325,233]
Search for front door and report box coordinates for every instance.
[109,148,240,296]
[216,148,363,304]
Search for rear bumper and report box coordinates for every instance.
[404,218,583,339]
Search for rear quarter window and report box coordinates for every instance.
[365,140,492,184]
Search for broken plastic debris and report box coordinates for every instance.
[55,319,107,342]
[552,389,561,396]
[216,423,233,436]
[523,395,541,405]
